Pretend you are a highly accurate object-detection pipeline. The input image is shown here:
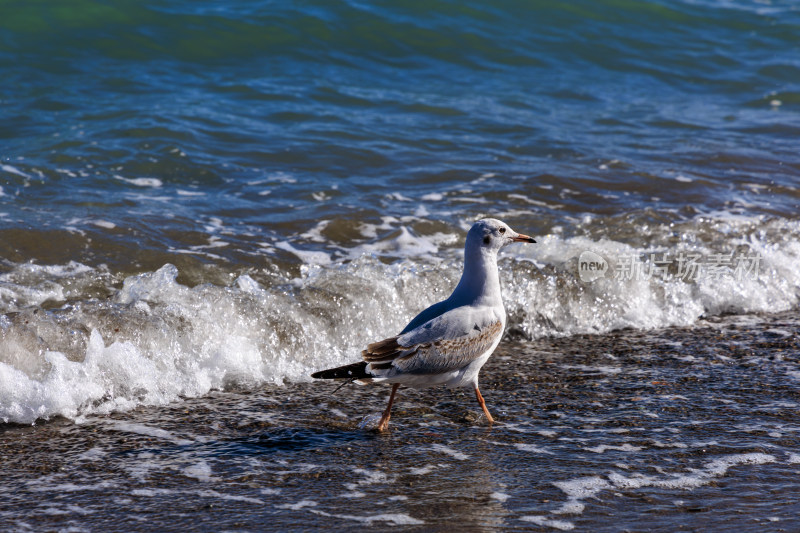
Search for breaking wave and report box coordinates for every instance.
[2,213,799,424]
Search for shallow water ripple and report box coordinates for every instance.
[1,312,798,531]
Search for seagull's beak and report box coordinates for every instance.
[512,233,536,243]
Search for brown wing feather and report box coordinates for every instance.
[391,320,503,375]
[363,321,503,375]
[362,335,403,363]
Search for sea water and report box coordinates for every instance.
[1,0,799,530]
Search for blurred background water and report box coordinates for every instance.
[2,0,799,272]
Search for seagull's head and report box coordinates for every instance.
[468,218,536,253]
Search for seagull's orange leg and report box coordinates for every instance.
[377,384,400,432]
[474,383,495,425]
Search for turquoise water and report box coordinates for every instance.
[2,1,800,529]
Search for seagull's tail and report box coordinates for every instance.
[311,361,370,380]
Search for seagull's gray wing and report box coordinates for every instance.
[362,305,504,376]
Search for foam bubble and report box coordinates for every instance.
[28,479,117,493]
[198,489,262,504]
[490,491,510,502]
[309,509,424,526]
[357,413,383,430]
[76,447,107,461]
[583,443,643,453]
[91,220,116,229]
[1,164,31,178]
[132,488,177,496]
[430,444,470,460]
[274,241,332,266]
[0,261,100,312]
[514,443,554,454]
[114,175,163,188]
[607,452,777,492]
[184,461,217,482]
[538,453,778,521]
[277,500,318,511]
[107,422,193,445]
[520,515,575,530]
[345,226,448,260]
[344,468,392,492]
[552,476,611,515]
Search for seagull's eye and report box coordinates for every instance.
[499,227,506,234]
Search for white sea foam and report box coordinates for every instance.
[583,443,643,453]
[357,413,383,430]
[27,478,117,493]
[561,364,622,375]
[539,452,779,521]
[409,465,437,475]
[184,461,217,482]
[1,164,31,178]
[76,447,107,461]
[552,476,611,515]
[107,422,193,445]
[520,515,575,531]
[176,189,206,196]
[514,443,554,454]
[114,175,163,188]
[0,261,95,311]
[0,214,799,424]
[421,193,443,201]
[277,499,318,510]
[608,453,777,491]
[344,468,392,492]
[91,220,116,229]
[274,241,332,266]
[506,215,800,338]
[309,509,425,526]
[344,225,454,260]
[198,489,262,504]
[131,488,176,496]
[431,444,470,460]
[125,458,161,483]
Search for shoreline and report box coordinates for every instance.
[2,310,799,530]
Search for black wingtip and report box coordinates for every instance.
[311,361,369,380]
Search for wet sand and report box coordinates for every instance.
[2,311,800,531]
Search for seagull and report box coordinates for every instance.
[311,218,535,431]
